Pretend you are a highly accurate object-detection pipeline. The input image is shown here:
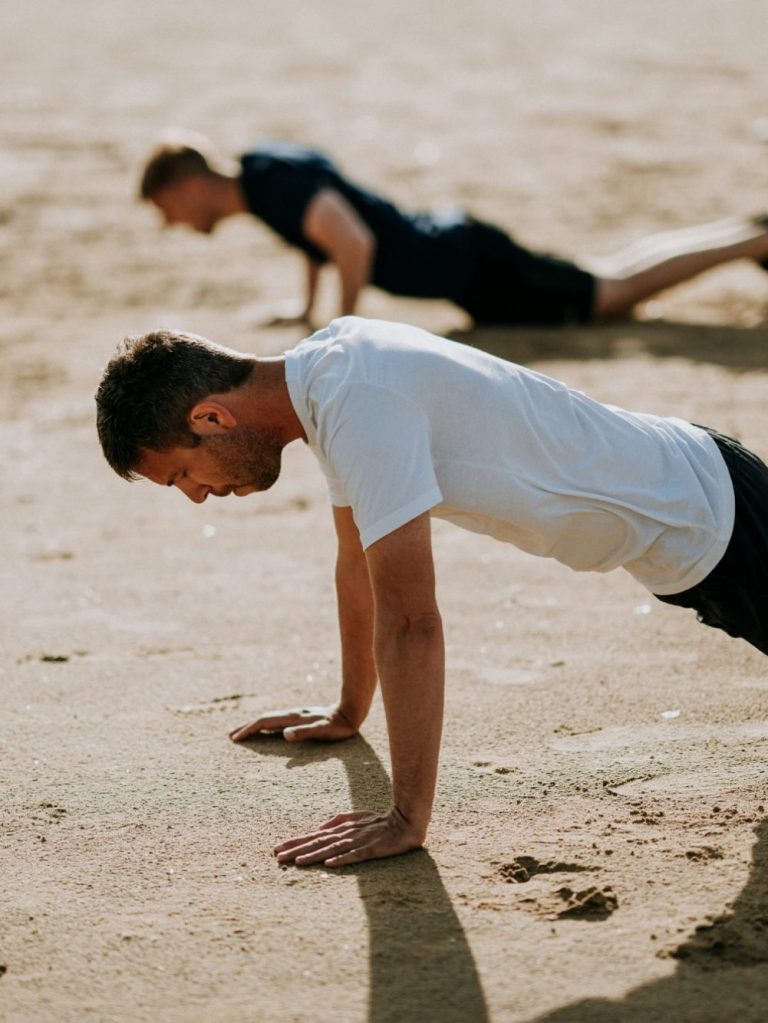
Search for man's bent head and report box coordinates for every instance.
[139,131,239,233]
[95,330,253,480]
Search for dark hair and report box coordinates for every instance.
[95,330,253,479]
[139,142,213,199]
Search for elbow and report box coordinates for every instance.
[409,611,442,638]
[391,609,443,640]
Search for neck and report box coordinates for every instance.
[209,172,249,220]
[246,358,307,444]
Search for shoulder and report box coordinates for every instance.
[287,318,363,372]
[286,320,387,404]
[241,140,338,177]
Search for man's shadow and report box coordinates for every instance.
[528,816,768,1023]
[238,734,489,1023]
[453,320,768,371]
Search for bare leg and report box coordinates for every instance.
[590,216,768,319]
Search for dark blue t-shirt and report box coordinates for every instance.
[239,142,475,302]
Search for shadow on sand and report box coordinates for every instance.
[246,733,768,1022]
[529,817,768,1023]
[452,320,768,371]
[240,734,489,1023]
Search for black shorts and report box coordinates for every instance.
[458,218,596,326]
[654,428,768,655]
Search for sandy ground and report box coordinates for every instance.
[2,1,768,1020]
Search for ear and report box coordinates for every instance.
[183,175,208,201]
[188,400,237,436]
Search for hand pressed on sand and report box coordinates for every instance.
[229,704,358,743]
[274,807,424,867]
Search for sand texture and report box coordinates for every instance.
[2,1,768,1020]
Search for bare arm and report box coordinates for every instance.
[302,188,376,316]
[229,505,377,742]
[333,505,378,728]
[262,256,321,328]
[275,512,444,865]
[303,258,321,321]
[367,511,444,833]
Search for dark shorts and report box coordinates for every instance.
[654,428,768,655]
[458,218,596,326]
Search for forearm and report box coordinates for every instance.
[302,259,321,319]
[273,513,441,866]
[374,609,445,835]
[335,243,374,316]
[336,553,377,728]
[302,189,376,317]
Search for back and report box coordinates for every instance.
[240,142,474,299]
[284,317,734,594]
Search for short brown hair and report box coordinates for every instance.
[139,142,213,200]
[95,330,253,479]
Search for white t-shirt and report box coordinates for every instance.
[284,317,734,595]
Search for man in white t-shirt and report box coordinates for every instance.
[95,316,768,866]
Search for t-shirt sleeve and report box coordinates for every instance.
[258,157,335,256]
[319,384,443,549]
[318,460,349,508]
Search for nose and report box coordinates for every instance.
[175,478,209,504]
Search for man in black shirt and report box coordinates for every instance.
[139,132,768,328]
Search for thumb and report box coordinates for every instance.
[284,720,331,742]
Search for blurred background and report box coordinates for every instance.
[2,0,767,351]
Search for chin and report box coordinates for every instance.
[255,469,281,493]
[235,479,276,496]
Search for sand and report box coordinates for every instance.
[2,1,768,1020]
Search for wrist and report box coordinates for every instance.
[392,801,431,840]
[336,700,367,731]
[337,683,375,730]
